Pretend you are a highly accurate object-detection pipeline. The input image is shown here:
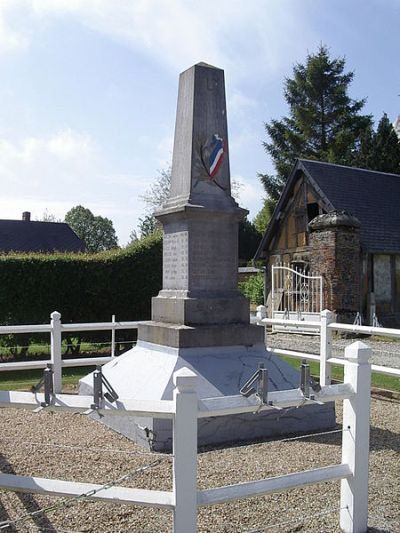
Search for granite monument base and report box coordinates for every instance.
[79,340,335,452]
[138,320,263,348]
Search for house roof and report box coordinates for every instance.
[0,219,86,253]
[255,159,400,258]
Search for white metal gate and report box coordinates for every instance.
[271,264,323,333]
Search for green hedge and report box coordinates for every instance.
[239,273,264,305]
[0,234,162,327]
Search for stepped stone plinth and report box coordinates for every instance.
[80,63,335,450]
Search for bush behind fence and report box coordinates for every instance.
[0,235,162,358]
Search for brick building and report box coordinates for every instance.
[254,159,400,326]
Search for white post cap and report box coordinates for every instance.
[256,305,267,320]
[344,341,371,363]
[173,367,197,391]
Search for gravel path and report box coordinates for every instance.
[266,332,400,370]
[0,396,399,532]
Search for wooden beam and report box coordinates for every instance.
[0,391,175,419]
[198,383,353,418]
[0,473,174,509]
[197,464,351,506]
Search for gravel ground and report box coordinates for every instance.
[0,395,399,532]
[266,332,400,370]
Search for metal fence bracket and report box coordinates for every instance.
[240,363,269,413]
[90,366,119,413]
[300,359,323,404]
[31,364,54,407]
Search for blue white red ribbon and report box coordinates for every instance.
[208,134,225,177]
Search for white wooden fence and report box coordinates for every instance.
[0,342,372,532]
[0,311,140,392]
[1,309,399,394]
[256,307,400,386]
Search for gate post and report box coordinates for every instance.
[173,367,198,533]
[340,341,371,533]
[50,311,62,393]
[319,309,334,386]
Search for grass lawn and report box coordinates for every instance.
[282,356,400,392]
[1,358,398,393]
[0,366,96,391]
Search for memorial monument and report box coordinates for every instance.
[80,63,334,450]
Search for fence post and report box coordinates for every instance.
[173,367,198,533]
[50,311,62,393]
[340,341,371,533]
[320,309,334,386]
[111,314,116,358]
[256,305,267,323]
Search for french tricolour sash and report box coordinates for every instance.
[208,134,225,177]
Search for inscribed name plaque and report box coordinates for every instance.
[189,226,236,292]
[163,232,188,290]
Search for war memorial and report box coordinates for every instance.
[80,62,334,451]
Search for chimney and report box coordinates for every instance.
[22,211,31,222]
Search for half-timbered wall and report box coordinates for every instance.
[264,173,400,326]
[267,177,327,269]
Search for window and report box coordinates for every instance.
[307,203,319,222]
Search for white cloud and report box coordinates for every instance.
[0,0,29,54]
[2,1,318,79]
[228,91,257,120]
[47,129,94,159]
[230,127,260,152]
[232,174,264,220]
[0,129,151,244]
[155,132,173,168]
[0,129,96,197]
[0,129,95,192]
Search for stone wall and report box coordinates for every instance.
[309,211,361,323]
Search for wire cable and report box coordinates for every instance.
[0,460,161,531]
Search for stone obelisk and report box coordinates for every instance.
[141,62,261,349]
[80,63,334,451]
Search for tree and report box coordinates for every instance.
[253,198,276,234]
[141,167,172,214]
[135,167,171,239]
[352,113,400,174]
[65,205,118,252]
[137,214,162,239]
[238,217,262,263]
[259,45,372,206]
[36,209,62,222]
[138,166,244,239]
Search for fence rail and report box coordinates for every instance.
[0,311,140,392]
[0,342,372,532]
[256,307,400,384]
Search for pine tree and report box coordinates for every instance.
[371,113,400,174]
[351,113,400,174]
[259,45,372,205]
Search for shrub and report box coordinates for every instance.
[0,235,162,357]
[239,272,264,305]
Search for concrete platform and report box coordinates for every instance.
[79,340,335,451]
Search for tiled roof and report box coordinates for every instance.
[0,220,86,253]
[255,159,400,258]
[300,160,400,253]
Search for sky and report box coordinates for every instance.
[0,0,399,245]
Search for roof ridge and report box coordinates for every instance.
[0,219,66,224]
[298,158,400,178]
